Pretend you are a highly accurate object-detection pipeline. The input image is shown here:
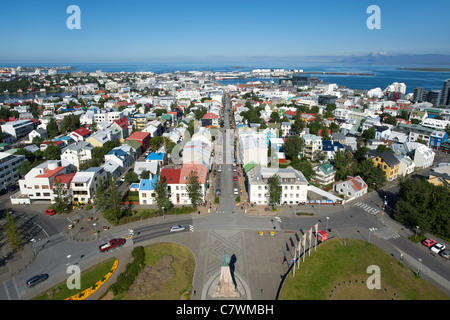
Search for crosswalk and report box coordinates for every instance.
[189,224,194,232]
[274,217,282,223]
[354,202,380,215]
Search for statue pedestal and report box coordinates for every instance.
[212,266,240,298]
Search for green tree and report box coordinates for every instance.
[267,174,282,209]
[186,169,203,209]
[4,209,22,251]
[154,174,172,214]
[290,157,314,181]
[101,178,124,225]
[140,170,150,179]
[47,119,60,138]
[362,127,375,141]
[43,145,62,160]
[283,135,303,161]
[333,150,355,180]
[124,170,139,183]
[52,178,70,213]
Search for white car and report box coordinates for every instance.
[170,225,186,232]
[233,188,239,195]
[430,243,446,254]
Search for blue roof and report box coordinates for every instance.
[145,152,165,161]
[139,176,157,191]
[322,140,345,151]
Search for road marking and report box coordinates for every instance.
[189,225,194,232]
[274,217,282,223]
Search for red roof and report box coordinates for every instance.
[203,113,219,119]
[161,168,181,184]
[346,176,367,192]
[73,127,91,137]
[284,110,296,117]
[52,173,76,187]
[35,166,66,178]
[126,131,150,141]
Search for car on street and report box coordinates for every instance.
[99,238,126,252]
[216,189,221,196]
[422,238,437,247]
[45,209,56,216]
[430,243,446,254]
[170,225,186,232]
[439,249,450,259]
[233,188,239,195]
[26,274,49,288]
[233,175,238,181]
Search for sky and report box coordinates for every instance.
[1,0,449,63]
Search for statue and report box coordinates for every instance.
[212,251,240,298]
[222,251,230,267]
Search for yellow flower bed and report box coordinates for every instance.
[66,259,119,300]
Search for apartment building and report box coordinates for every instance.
[1,119,35,140]
[238,133,268,167]
[246,165,309,205]
[368,151,400,181]
[0,152,25,190]
[71,167,108,204]
[16,160,72,203]
[302,134,322,161]
[60,141,94,169]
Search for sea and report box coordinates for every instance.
[1,61,450,102]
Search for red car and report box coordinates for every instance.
[233,175,238,181]
[45,209,56,216]
[422,238,437,247]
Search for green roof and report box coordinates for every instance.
[244,162,257,173]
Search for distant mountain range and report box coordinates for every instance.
[335,53,450,66]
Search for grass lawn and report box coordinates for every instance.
[33,258,117,300]
[118,242,195,300]
[280,238,449,300]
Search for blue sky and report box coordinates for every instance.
[1,0,449,63]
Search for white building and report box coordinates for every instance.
[238,133,268,167]
[246,165,309,205]
[1,119,35,140]
[333,176,368,201]
[60,141,94,169]
[71,167,108,204]
[413,144,435,169]
[0,152,25,190]
[15,160,72,204]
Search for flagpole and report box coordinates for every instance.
[297,241,300,269]
[302,234,306,262]
[314,223,318,252]
[308,227,312,257]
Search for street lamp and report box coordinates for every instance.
[67,254,72,266]
[416,258,422,276]
[368,227,377,243]
[326,216,330,231]
[162,206,165,220]
[415,226,420,240]
[30,239,36,257]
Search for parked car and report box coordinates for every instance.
[216,189,221,196]
[26,274,49,288]
[170,225,186,232]
[233,188,239,195]
[44,209,56,216]
[422,238,437,247]
[439,249,450,259]
[233,175,238,181]
[430,243,446,254]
